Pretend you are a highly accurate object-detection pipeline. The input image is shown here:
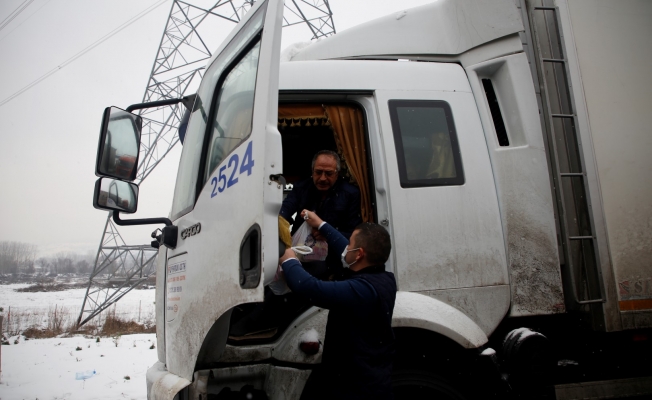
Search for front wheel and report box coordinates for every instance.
[392,368,468,400]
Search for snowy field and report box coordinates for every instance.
[1,333,157,399]
[1,284,158,399]
[0,283,155,333]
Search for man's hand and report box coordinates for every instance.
[280,247,298,264]
[311,227,324,241]
[300,209,323,229]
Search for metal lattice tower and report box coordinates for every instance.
[78,0,335,327]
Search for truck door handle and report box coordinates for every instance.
[269,174,286,188]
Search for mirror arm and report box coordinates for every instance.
[112,211,172,227]
[126,98,183,113]
[112,211,177,249]
[126,94,196,113]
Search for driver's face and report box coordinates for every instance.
[312,155,339,191]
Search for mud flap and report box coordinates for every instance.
[147,361,191,400]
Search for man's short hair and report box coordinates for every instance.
[311,150,341,172]
[354,223,391,265]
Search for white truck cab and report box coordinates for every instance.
[91,0,652,399]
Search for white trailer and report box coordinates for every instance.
[91,0,652,398]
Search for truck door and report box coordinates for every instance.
[375,86,509,294]
[163,0,284,381]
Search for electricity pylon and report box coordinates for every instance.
[78,0,335,326]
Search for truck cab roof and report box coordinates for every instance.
[289,0,524,62]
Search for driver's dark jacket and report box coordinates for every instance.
[282,223,396,399]
[279,177,361,240]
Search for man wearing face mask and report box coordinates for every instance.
[230,151,361,338]
[280,210,396,400]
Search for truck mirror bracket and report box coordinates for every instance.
[125,94,196,113]
[112,211,178,249]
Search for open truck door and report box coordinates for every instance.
[162,0,284,381]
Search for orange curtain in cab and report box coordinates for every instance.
[323,105,372,223]
[278,104,329,127]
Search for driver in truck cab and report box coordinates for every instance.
[280,150,362,240]
[280,150,362,277]
[280,210,396,400]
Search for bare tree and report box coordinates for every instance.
[37,257,53,275]
[34,251,95,276]
[75,259,92,274]
[52,252,77,275]
[0,241,38,275]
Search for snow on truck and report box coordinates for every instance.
[91,0,652,398]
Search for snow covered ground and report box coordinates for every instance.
[0,283,158,399]
[1,333,157,399]
[0,283,155,333]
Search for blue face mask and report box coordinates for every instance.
[341,246,360,269]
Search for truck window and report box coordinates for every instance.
[481,79,510,146]
[388,100,464,187]
[169,6,265,220]
[204,41,260,182]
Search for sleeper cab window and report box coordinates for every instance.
[388,100,464,188]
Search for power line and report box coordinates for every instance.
[0,0,34,32]
[0,0,54,43]
[0,0,169,108]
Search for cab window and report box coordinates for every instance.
[388,100,464,187]
[169,5,266,220]
[204,41,260,183]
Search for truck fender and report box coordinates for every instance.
[146,361,190,400]
[392,291,488,348]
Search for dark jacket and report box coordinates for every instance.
[280,177,362,240]
[282,223,396,400]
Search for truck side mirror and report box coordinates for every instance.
[95,107,142,182]
[93,177,139,214]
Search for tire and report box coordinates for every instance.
[392,368,468,400]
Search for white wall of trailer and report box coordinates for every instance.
[557,0,652,329]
